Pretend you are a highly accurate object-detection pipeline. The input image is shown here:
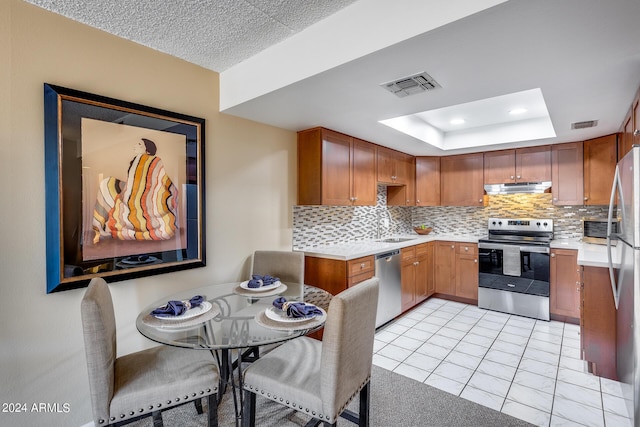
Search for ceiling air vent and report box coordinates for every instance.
[571,120,598,130]
[381,72,441,98]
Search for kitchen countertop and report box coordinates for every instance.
[298,235,621,268]
[296,234,481,261]
[552,238,620,268]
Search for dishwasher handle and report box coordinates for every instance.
[375,249,400,260]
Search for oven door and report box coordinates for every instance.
[478,242,550,297]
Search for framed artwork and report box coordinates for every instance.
[44,84,206,293]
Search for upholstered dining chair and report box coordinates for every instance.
[251,250,305,284]
[241,277,380,427]
[81,278,220,427]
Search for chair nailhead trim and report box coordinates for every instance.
[175,398,180,402]
[149,405,154,410]
[129,411,134,415]
[206,388,211,392]
[185,395,189,399]
[110,417,115,421]
[139,409,144,412]
[120,414,125,418]
[99,420,105,424]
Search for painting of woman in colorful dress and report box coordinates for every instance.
[92,138,179,244]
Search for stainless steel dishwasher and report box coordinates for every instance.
[374,249,402,328]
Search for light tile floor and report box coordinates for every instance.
[373,298,633,427]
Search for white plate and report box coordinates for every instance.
[264,305,324,323]
[152,301,212,321]
[240,280,282,292]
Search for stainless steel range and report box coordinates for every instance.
[478,218,553,321]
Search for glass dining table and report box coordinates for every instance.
[135,281,332,426]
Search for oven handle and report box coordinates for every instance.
[478,242,550,254]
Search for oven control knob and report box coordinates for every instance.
[492,221,496,225]
[543,222,548,227]
[537,222,541,226]
[498,221,502,226]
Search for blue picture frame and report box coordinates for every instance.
[43,84,206,293]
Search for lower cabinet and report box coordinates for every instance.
[550,248,581,320]
[304,254,375,340]
[400,243,433,312]
[581,266,617,380]
[435,241,478,302]
[304,255,375,296]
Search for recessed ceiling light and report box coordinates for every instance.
[450,118,465,125]
[509,108,527,115]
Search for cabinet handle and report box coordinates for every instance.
[417,199,421,203]
[360,263,365,269]
[474,259,478,263]
[510,175,514,180]
[479,199,483,203]
[464,246,469,251]
[584,197,588,201]
[516,175,521,179]
[551,253,555,258]
[414,261,419,266]
[634,129,640,136]
[553,197,558,202]
[451,245,455,249]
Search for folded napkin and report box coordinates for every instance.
[247,274,280,288]
[272,297,322,318]
[150,295,204,317]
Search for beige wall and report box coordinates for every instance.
[0,1,296,425]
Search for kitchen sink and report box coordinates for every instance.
[378,237,416,243]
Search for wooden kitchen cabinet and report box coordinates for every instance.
[377,146,412,185]
[387,153,416,206]
[297,127,376,206]
[549,248,580,321]
[415,156,440,206]
[619,88,640,160]
[435,241,478,301]
[551,142,584,205]
[581,266,617,380]
[455,243,479,300]
[400,243,433,312]
[303,254,375,297]
[484,146,551,184]
[583,134,618,206]
[440,153,485,206]
[435,241,456,295]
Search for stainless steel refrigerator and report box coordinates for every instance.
[607,145,640,423]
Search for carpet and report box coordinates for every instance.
[129,365,532,426]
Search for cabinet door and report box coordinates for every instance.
[435,241,456,295]
[584,134,617,206]
[516,146,551,182]
[581,266,617,380]
[484,150,516,184]
[351,138,377,206]
[401,248,416,311]
[320,130,352,205]
[415,157,440,206]
[552,142,584,205]
[440,153,485,206]
[550,249,580,319]
[426,242,435,296]
[402,154,416,205]
[619,108,634,161]
[414,244,429,303]
[455,243,478,300]
[377,146,398,184]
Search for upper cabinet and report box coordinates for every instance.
[551,142,584,205]
[484,146,551,184]
[297,127,376,206]
[380,147,416,206]
[440,153,485,206]
[415,157,440,206]
[377,146,413,185]
[584,134,618,205]
[619,88,640,160]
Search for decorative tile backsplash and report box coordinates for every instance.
[292,186,609,249]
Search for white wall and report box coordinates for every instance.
[0,1,296,426]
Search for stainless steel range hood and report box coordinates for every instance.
[484,181,552,195]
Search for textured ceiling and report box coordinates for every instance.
[24,0,358,71]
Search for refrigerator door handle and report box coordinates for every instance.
[607,165,622,309]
